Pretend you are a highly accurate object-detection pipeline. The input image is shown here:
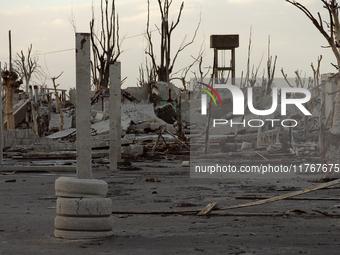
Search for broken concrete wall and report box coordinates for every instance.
[153,82,181,101]
[3,99,28,129]
[89,101,176,136]
[121,101,169,132]
[124,82,181,103]
[124,86,150,101]
[3,130,41,147]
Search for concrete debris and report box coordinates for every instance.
[47,128,77,139]
[3,99,29,128]
[124,82,180,103]
[1,80,332,169]
[155,103,178,124]
[91,119,110,135]
[182,161,190,167]
[49,113,72,131]
[241,142,252,150]
[95,112,105,121]
[121,101,167,127]
[122,144,144,156]
[3,129,41,147]
[122,134,136,145]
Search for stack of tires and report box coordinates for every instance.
[54,177,113,239]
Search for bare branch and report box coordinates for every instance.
[170,12,201,73]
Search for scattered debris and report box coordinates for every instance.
[5,179,16,182]
[197,202,218,216]
[182,161,190,167]
[146,178,161,182]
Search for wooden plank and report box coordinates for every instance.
[0,165,76,172]
[220,179,340,211]
[110,180,340,216]
[197,202,218,216]
[235,196,340,201]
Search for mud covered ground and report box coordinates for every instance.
[1,157,340,255]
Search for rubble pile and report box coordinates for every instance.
[0,80,333,168]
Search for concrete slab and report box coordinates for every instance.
[46,128,76,139]
[3,99,28,128]
[121,102,167,127]
[91,119,110,134]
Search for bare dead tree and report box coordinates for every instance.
[265,36,277,95]
[137,57,157,87]
[13,44,41,94]
[51,72,64,131]
[90,0,121,90]
[68,5,77,33]
[144,0,200,83]
[1,69,22,129]
[170,37,208,90]
[286,0,340,180]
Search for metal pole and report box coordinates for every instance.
[232,48,236,85]
[76,33,92,179]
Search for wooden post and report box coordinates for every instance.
[29,86,38,134]
[76,33,92,179]
[9,31,12,72]
[214,49,218,82]
[303,115,309,140]
[231,48,236,85]
[47,94,52,122]
[0,62,3,163]
[110,62,121,171]
[34,85,43,136]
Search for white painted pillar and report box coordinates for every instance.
[0,62,3,163]
[109,62,121,171]
[76,33,92,179]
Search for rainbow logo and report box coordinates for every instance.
[197,82,223,106]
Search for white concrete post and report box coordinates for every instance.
[0,61,3,163]
[76,33,92,179]
[109,62,121,171]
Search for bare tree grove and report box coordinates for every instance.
[13,44,41,93]
[90,0,121,90]
[143,0,200,83]
[287,0,340,180]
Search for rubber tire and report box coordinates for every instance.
[56,197,112,216]
[54,229,114,239]
[55,177,108,198]
[55,215,113,231]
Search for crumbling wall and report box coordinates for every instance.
[124,86,150,101]
[3,130,41,147]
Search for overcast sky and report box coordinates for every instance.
[0,0,337,91]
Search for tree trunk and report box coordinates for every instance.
[5,83,15,130]
[303,115,309,140]
[322,77,340,180]
[29,86,38,134]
